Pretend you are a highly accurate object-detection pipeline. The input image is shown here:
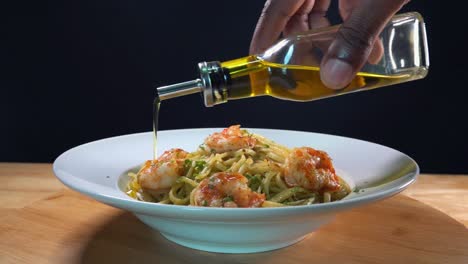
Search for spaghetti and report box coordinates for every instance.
[126,125,350,207]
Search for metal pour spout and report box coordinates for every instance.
[156,79,204,101]
[155,61,228,107]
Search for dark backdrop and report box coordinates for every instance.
[3,1,468,173]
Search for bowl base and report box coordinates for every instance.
[160,232,309,254]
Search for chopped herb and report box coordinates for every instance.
[353,188,361,193]
[264,144,270,148]
[195,160,206,171]
[183,159,193,174]
[202,200,208,206]
[184,159,207,176]
[208,184,214,189]
[192,160,207,177]
[222,196,234,203]
[248,174,262,191]
[199,145,206,151]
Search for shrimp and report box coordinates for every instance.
[138,148,188,193]
[204,125,257,153]
[283,147,340,192]
[191,172,265,207]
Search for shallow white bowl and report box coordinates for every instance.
[53,128,418,253]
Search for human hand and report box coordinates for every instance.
[250,0,409,89]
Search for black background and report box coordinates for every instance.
[3,1,468,173]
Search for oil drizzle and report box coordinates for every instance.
[153,94,161,160]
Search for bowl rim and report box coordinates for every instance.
[53,127,419,218]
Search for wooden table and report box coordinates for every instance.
[1,163,467,263]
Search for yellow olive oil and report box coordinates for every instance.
[221,56,411,101]
[153,96,160,159]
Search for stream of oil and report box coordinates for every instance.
[153,95,160,160]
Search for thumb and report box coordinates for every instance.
[320,0,408,89]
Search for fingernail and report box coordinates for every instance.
[320,58,353,89]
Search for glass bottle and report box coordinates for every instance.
[156,12,429,107]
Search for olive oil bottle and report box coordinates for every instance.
[156,12,429,106]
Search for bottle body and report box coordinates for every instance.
[221,55,421,102]
[156,12,429,107]
[218,12,428,104]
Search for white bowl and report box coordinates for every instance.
[53,128,418,253]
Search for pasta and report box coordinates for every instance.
[126,125,350,207]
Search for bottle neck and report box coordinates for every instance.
[198,61,229,107]
[155,61,230,107]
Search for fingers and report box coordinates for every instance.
[320,0,408,89]
[308,0,331,29]
[339,0,383,64]
[249,0,306,54]
[283,0,316,36]
[367,39,384,64]
[283,0,332,36]
[338,0,361,20]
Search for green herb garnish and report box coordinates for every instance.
[192,160,207,177]
[194,160,206,171]
[247,174,262,190]
[184,159,192,172]
[222,196,234,203]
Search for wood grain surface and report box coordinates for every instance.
[1,163,467,264]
